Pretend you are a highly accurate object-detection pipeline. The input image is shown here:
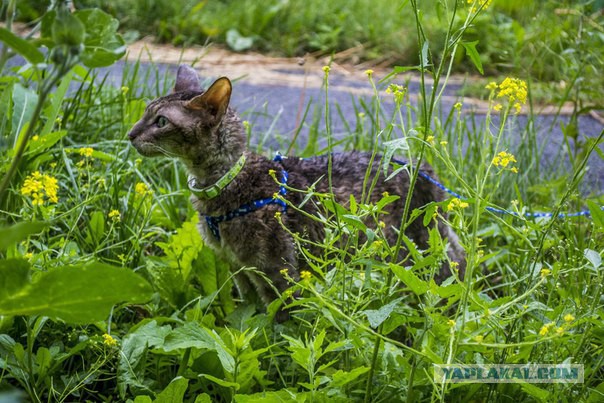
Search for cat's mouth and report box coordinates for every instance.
[131,140,165,157]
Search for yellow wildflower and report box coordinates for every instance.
[450,261,459,269]
[32,135,39,141]
[454,102,462,110]
[79,147,94,158]
[564,314,575,323]
[300,270,312,281]
[447,319,456,327]
[385,83,406,103]
[474,335,484,343]
[493,103,503,112]
[467,0,493,13]
[322,65,331,74]
[496,77,528,114]
[440,140,448,146]
[243,120,250,131]
[121,86,129,95]
[274,211,282,220]
[108,209,121,222]
[426,135,435,144]
[447,198,469,211]
[485,81,498,91]
[555,327,565,336]
[102,333,118,347]
[280,268,289,277]
[382,191,389,198]
[21,171,59,206]
[134,182,151,197]
[540,268,551,278]
[539,322,555,336]
[364,69,374,78]
[491,151,517,168]
[24,252,33,260]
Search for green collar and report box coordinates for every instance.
[188,154,246,199]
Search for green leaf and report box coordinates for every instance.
[226,29,254,52]
[461,41,484,75]
[27,130,67,155]
[0,221,47,251]
[0,262,152,323]
[520,383,550,400]
[0,27,44,64]
[118,320,171,398]
[0,259,30,301]
[587,201,604,230]
[40,70,74,137]
[584,249,602,271]
[331,366,370,387]
[362,298,402,328]
[200,373,240,390]
[86,211,105,245]
[11,83,38,138]
[155,376,189,403]
[75,9,126,68]
[234,391,301,403]
[390,264,429,295]
[162,321,215,352]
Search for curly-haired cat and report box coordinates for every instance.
[128,65,465,314]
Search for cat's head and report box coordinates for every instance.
[128,65,245,171]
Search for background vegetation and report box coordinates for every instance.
[1,0,603,402]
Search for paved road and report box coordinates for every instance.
[105,43,604,195]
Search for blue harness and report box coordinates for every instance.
[204,162,288,240]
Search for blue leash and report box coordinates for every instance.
[390,158,601,219]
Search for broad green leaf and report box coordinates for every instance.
[520,383,550,400]
[26,130,67,155]
[155,377,189,403]
[156,215,203,280]
[194,395,213,403]
[200,373,240,390]
[0,221,47,251]
[584,249,602,271]
[587,201,604,230]
[461,41,484,75]
[75,9,126,68]
[0,262,152,323]
[0,259,30,302]
[331,366,370,387]
[40,70,74,136]
[162,321,215,352]
[390,264,429,295]
[226,29,254,51]
[118,320,171,398]
[0,28,44,64]
[362,298,402,328]
[86,211,105,245]
[11,83,38,138]
[235,390,303,403]
[133,397,153,403]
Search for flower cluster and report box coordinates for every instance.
[108,209,121,223]
[21,171,59,206]
[102,333,118,347]
[78,147,94,158]
[467,0,493,13]
[135,182,152,197]
[447,197,469,211]
[385,83,407,104]
[300,270,312,281]
[492,151,518,172]
[487,77,528,114]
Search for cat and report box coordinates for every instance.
[128,65,465,314]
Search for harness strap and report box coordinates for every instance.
[205,169,288,240]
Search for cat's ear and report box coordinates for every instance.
[186,77,232,121]
[174,65,201,92]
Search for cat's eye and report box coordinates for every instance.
[155,115,169,128]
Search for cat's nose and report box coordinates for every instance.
[127,130,137,141]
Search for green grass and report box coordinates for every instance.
[1,1,604,402]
